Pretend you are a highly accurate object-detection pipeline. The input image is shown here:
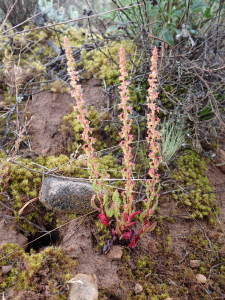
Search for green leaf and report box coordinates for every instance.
[191,0,202,8]
[92,180,96,192]
[144,221,157,234]
[173,10,184,17]
[103,193,108,205]
[139,211,146,224]
[186,0,190,6]
[190,0,206,12]
[163,29,174,46]
[204,7,211,18]
[106,26,120,34]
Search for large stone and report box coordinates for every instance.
[39,176,98,213]
[67,273,98,300]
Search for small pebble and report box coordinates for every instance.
[134,283,143,294]
[196,274,207,284]
[190,260,201,268]
[2,265,12,275]
[107,245,123,261]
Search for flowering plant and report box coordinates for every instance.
[64,36,161,251]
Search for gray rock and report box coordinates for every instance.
[39,176,98,213]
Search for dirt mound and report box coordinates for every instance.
[26,77,105,155]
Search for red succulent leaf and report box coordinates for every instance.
[128,211,142,222]
[143,220,150,231]
[122,211,128,222]
[129,239,136,248]
[111,228,116,237]
[125,222,136,227]
[122,230,132,239]
[99,214,110,226]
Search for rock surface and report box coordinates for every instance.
[67,273,98,300]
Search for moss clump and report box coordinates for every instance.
[46,79,71,93]
[81,40,140,85]
[0,243,77,298]
[60,106,108,152]
[172,151,220,220]
[93,219,111,252]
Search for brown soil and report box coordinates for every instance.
[60,219,120,289]
[0,218,27,249]
[24,77,105,155]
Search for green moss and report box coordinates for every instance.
[0,243,77,298]
[172,151,220,220]
[46,79,71,93]
[93,219,111,252]
[81,40,141,85]
[60,106,108,152]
